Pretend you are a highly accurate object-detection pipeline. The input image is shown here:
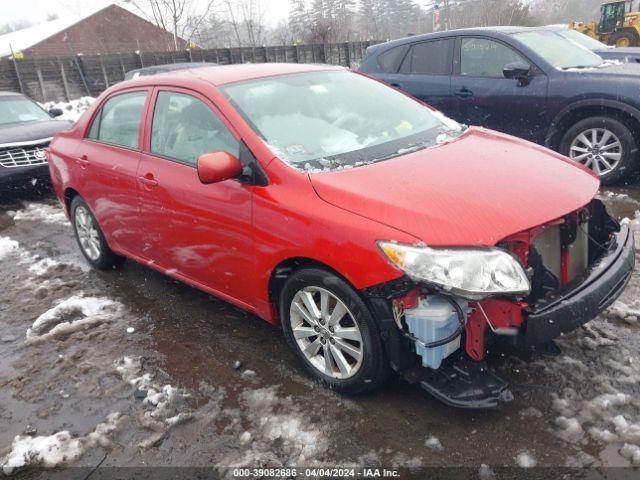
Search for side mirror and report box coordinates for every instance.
[503,61,531,83]
[197,151,243,184]
[49,108,63,118]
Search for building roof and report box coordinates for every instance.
[0,18,78,57]
[0,3,181,58]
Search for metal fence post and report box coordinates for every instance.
[8,44,25,94]
[345,42,351,68]
[58,59,71,101]
[36,66,47,102]
[100,57,109,88]
[73,54,91,96]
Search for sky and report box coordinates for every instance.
[0,0,294,28]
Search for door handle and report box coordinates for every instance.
[390,82,403,89]
[137,174,158,187]
[76,154,90,167]
[455,88,474,99]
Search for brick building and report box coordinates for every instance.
[0,4,188,59]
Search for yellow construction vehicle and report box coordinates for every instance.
[569,0,640,47]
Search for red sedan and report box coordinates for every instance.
[48,64,635,408]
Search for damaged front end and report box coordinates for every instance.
[364,199,635,408]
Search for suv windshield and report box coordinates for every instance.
[221,70,465,172]
[512,30,604,69]
[554,28,610,51]
[0,95,51,126]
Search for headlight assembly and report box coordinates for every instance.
[378,241,530,300]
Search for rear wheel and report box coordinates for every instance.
[70,196,125,270]
[611,30,638,47]
[560,116,637,185]
[280,268,388,394]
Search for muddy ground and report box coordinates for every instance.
[0,185,639,479]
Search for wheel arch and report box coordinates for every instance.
[545,99,640,150]
[267,256,363,322]
[63,187,81,215]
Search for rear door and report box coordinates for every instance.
[78,89,150,254]
[136,87,255,307]
[449,36,549,142]
[387,38,454,112]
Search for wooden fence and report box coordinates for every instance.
[0,41,380,103]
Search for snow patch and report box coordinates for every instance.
[28,258,60,276]
[41,97,95,122]
[0,236,20,260]
[26,295,122,343]
[424,435,443,451]
[516,451,537,468]
[0,413,121,475]
[12,203,68,225]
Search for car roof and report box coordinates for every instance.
[374,26,534,50]
[121,63,345,89]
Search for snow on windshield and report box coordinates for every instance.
[222,70,464,172]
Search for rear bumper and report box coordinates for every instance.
[0,164,50,185]
[524,225,635,345]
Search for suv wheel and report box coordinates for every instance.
[560,116,637,185]
[70,196,125,270]
[280,268,388,394]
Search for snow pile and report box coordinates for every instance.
[28,258,61,276]
[424,435,443,452]
[12,202,68,225]
[545,319,640,465]
[114,357,193,448]
[41,97,95,122]
[516,451,537,468]
[219,386,329,467]
[0,236,20,260]
[1,413,122,475]
[26,295,122,343]
[605,301,640,325]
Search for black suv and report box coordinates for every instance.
[0,92,73,189]
[359,27,640,184]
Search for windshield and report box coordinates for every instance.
[555,29,610,51]
[221,70,465,172]
[0,96,51,126]
[512,30,603,69]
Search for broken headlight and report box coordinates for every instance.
[378,242,531,300]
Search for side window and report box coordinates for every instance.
[88,91,146,149]
[151,91,239,166]
[377,44,409,73]
[460,38,529,77]
[405,39,453,75]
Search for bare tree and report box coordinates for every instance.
[223,0,267,47]
[124,0,218,49]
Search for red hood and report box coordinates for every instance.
[309,128,599,246]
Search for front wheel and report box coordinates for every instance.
[70,196,125,270]
[560,116,637,185]
[611,30,638,48]
[280,269,389,394]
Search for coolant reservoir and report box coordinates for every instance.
[404,295,467,370]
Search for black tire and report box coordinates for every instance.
[279,268,389,395]
[611,30,638,47]
[70,196,125,270]
[559,116,637,186]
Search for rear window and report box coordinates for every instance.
[377,45,409,73]
[405,39,453,75]
[88,91,147,149]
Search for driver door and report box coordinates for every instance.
[449,36,549,143]
[136,87,255,307]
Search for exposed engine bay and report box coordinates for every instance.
[364,199,635,408]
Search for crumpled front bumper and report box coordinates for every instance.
[524,225,635,345]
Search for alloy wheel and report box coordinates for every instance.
[569,127,622,176]
[74,206,101,260]
[289,286,363,379]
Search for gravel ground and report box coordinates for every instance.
[0,185,639,479]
